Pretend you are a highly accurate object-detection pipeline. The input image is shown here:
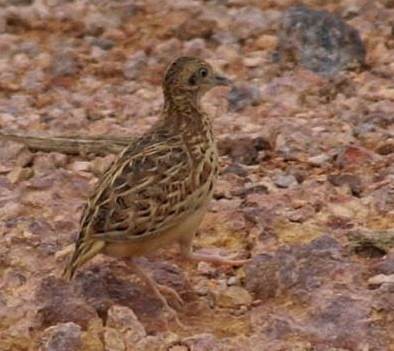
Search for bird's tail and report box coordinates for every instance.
[63,239,106,280]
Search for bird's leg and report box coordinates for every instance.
[156,283,184,307]
[127,260,186,329]
[179,233,248,266]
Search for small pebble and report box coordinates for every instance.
[368,274,394,287]
[40,322,82,351]
[308,153,332,166]
[227,276,240,286]
[216,286,253,308]
[274,174,298,188]
[104,327,125,351]
[197,262,217,276]
[70,161,91,173]
[227,83,262,112]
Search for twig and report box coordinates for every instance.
[0,130,132,156]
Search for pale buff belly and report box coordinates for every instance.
[102,205,208,258]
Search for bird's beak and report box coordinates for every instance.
[213,75,232,86]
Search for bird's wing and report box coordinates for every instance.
[77,133,202,244]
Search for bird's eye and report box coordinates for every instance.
[199,68,208,77]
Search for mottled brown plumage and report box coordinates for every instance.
[63,56,245,324]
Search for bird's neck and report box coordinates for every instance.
[163,88,200,113]
[162,91,212,135]
[158,91,215,158]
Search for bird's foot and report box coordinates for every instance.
[128,260,187,329]
[157,283,185,308]
[161,300,188,330]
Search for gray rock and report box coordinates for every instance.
[39,322,81,351]
[152,38,182,62]
[222,163,248,177]
[274,174,298,188]
[230,6,271,40]
[212,31,238,45]
[183,38,207,57]
[245,235,343,300]
[17,41,40,57]
[84,12,121,36]
[277,5,365,75]
[174,17,217,40]
[373,252,394,275]
[91,37,115,50]
[219,136,267,165]
[22,69,46,92]
[308,153,332,166]
[183,333,225,351]
[244,253,280,300]
[327,173,363,196]
[227,83,261,112]
[36,276,98,330]
[376,140,394,155]
[107,305,146,343]
[123,50,147,80]
[51,51,78,77]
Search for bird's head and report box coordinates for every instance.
[163,56,231,103]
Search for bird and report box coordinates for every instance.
[63,56,247,325]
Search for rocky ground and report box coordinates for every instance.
[0,0,393,350]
